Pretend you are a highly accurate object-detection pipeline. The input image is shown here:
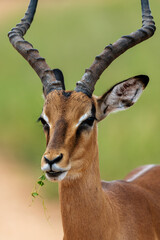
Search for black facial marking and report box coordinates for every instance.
[76,126,82,140]
[91,103,96,118]
[49,119,68,149]
[62,91,72,98]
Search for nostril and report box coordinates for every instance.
[44,156,50,164]
[44,153,63,166]
[55,153,63,163]
[53,153,63,164]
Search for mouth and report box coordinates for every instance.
[45,170,67,181]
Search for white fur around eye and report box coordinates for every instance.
[76,112,91,127]
[42,112,50,127]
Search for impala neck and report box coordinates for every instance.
[59,129,115,240]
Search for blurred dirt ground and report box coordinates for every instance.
[0,154,63,240]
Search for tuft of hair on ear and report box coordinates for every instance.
[134,75,149,89]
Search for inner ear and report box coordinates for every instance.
[96,75,149,122]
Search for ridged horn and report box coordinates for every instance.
[75,0,156,97]
[8,0,65,96]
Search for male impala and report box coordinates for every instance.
[9,0,160,239]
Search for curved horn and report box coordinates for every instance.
[8,0,64,96]
[75,0,156,97]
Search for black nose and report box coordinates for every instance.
[44,153,63,167]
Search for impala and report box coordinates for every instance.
[9,0,160,239]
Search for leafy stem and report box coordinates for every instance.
[30,173,51,222]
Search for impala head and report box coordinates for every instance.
[39,75,149,181]
[9,0,155,182]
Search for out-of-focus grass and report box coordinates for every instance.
[1,0,160,197]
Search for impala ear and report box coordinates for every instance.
[96,75,149,122]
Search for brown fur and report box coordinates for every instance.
[40,90,160,240]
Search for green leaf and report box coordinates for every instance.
[39,174,46,181]
[32,192,39,198]
[37,181,44,186]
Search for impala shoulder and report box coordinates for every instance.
[101,179,128,194]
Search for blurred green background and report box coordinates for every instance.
[1,0,160,198]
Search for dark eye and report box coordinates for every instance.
[38,117,49,132]
[76,116,96,137]
[81,117,95,127]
